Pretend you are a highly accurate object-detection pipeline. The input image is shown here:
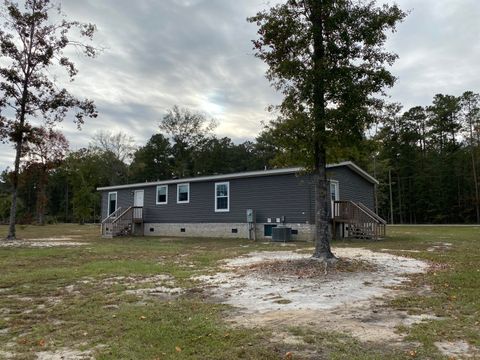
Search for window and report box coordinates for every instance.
[108,192,117,216]
[156,185,168,205]
[215,182,229,212]
[177,183,190,203]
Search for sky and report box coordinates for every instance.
[1,0,479,171]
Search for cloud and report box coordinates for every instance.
[1,0,479,171]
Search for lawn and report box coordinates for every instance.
[0,224,478,359]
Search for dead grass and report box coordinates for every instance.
[242,257,375,279]
[0,224,478,359]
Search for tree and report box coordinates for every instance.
[248,0,405,260]
[159,106,217,177]
[0,0,98,240]
[129,133,173,182]
[460,91,480,223]
[23,127,68,225]
[90,130,136,163]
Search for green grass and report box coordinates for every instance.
[0,224,478,359]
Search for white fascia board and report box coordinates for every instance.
[326,161,379,185]
[96,162,378,191]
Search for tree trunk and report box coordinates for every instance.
[5,1,37,240]
[36,171,47,226]
[6,141,23,240]
[310,0,335,260]
[471,145,480,223]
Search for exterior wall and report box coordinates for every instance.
[144,222,315,242]
[102,173,314,225]
[100,165,376,241]
[328,167,375,210]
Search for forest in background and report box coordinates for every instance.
[0,91,479,225]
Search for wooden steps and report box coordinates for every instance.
[101,206,144,238]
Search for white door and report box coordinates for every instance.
[134,190,144,207]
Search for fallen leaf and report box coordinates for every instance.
[175,346,182,352]
[285,352,293,359]
[38,339,46,347]
[140,316,146,320]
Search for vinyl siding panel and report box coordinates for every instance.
[328,167,375,210]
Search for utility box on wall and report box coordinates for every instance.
[246,209,255,223]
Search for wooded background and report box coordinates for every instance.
[1,91,479,225]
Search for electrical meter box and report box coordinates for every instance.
[246,209,255,223]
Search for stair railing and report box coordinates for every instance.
[333,201,386,239]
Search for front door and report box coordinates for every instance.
[134,190,144,207]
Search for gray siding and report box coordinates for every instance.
[329,167,375,210]
[147,174,312,224]
[101,166,375,223]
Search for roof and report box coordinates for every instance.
[97,161,378,191]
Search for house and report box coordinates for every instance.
[97,161,386,241]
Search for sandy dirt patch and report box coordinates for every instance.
[194,248,433,343]
[100,274,184,299]
[0,237,87,248]
[427,242,453,252]
[36,348,92,360]
[435,340,479,358]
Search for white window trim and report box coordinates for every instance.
[215,181,230,212]
[107,191,118,216]
[156,185,168,205]
[177,183,190,204]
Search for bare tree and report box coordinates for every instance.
[90,131,136,163]
[159,105,217,177]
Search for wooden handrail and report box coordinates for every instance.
[101,207,123,224]
[356,202,387,224]
[112,206,133,224]
[333,200,386,240]
[333,201,385,225]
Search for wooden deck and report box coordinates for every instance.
[333,201,387,240]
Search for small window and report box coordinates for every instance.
[180,228,186,233]
[291,229,298,235]
[156,185,168,205]
[150,228,154,232]
[108,192,117,216]
[215,182,229,212]
[177,183,190,204]
[231,228,238,233]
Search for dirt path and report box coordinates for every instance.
[195,247,435,343]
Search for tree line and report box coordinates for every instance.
[0,106,275,225]
[2,89,479,226]
[373,92,480,224]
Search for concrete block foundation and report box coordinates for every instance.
[144,222,315,242]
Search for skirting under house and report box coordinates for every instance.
[143,222,316,242]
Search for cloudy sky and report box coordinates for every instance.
[1,0,479,171]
